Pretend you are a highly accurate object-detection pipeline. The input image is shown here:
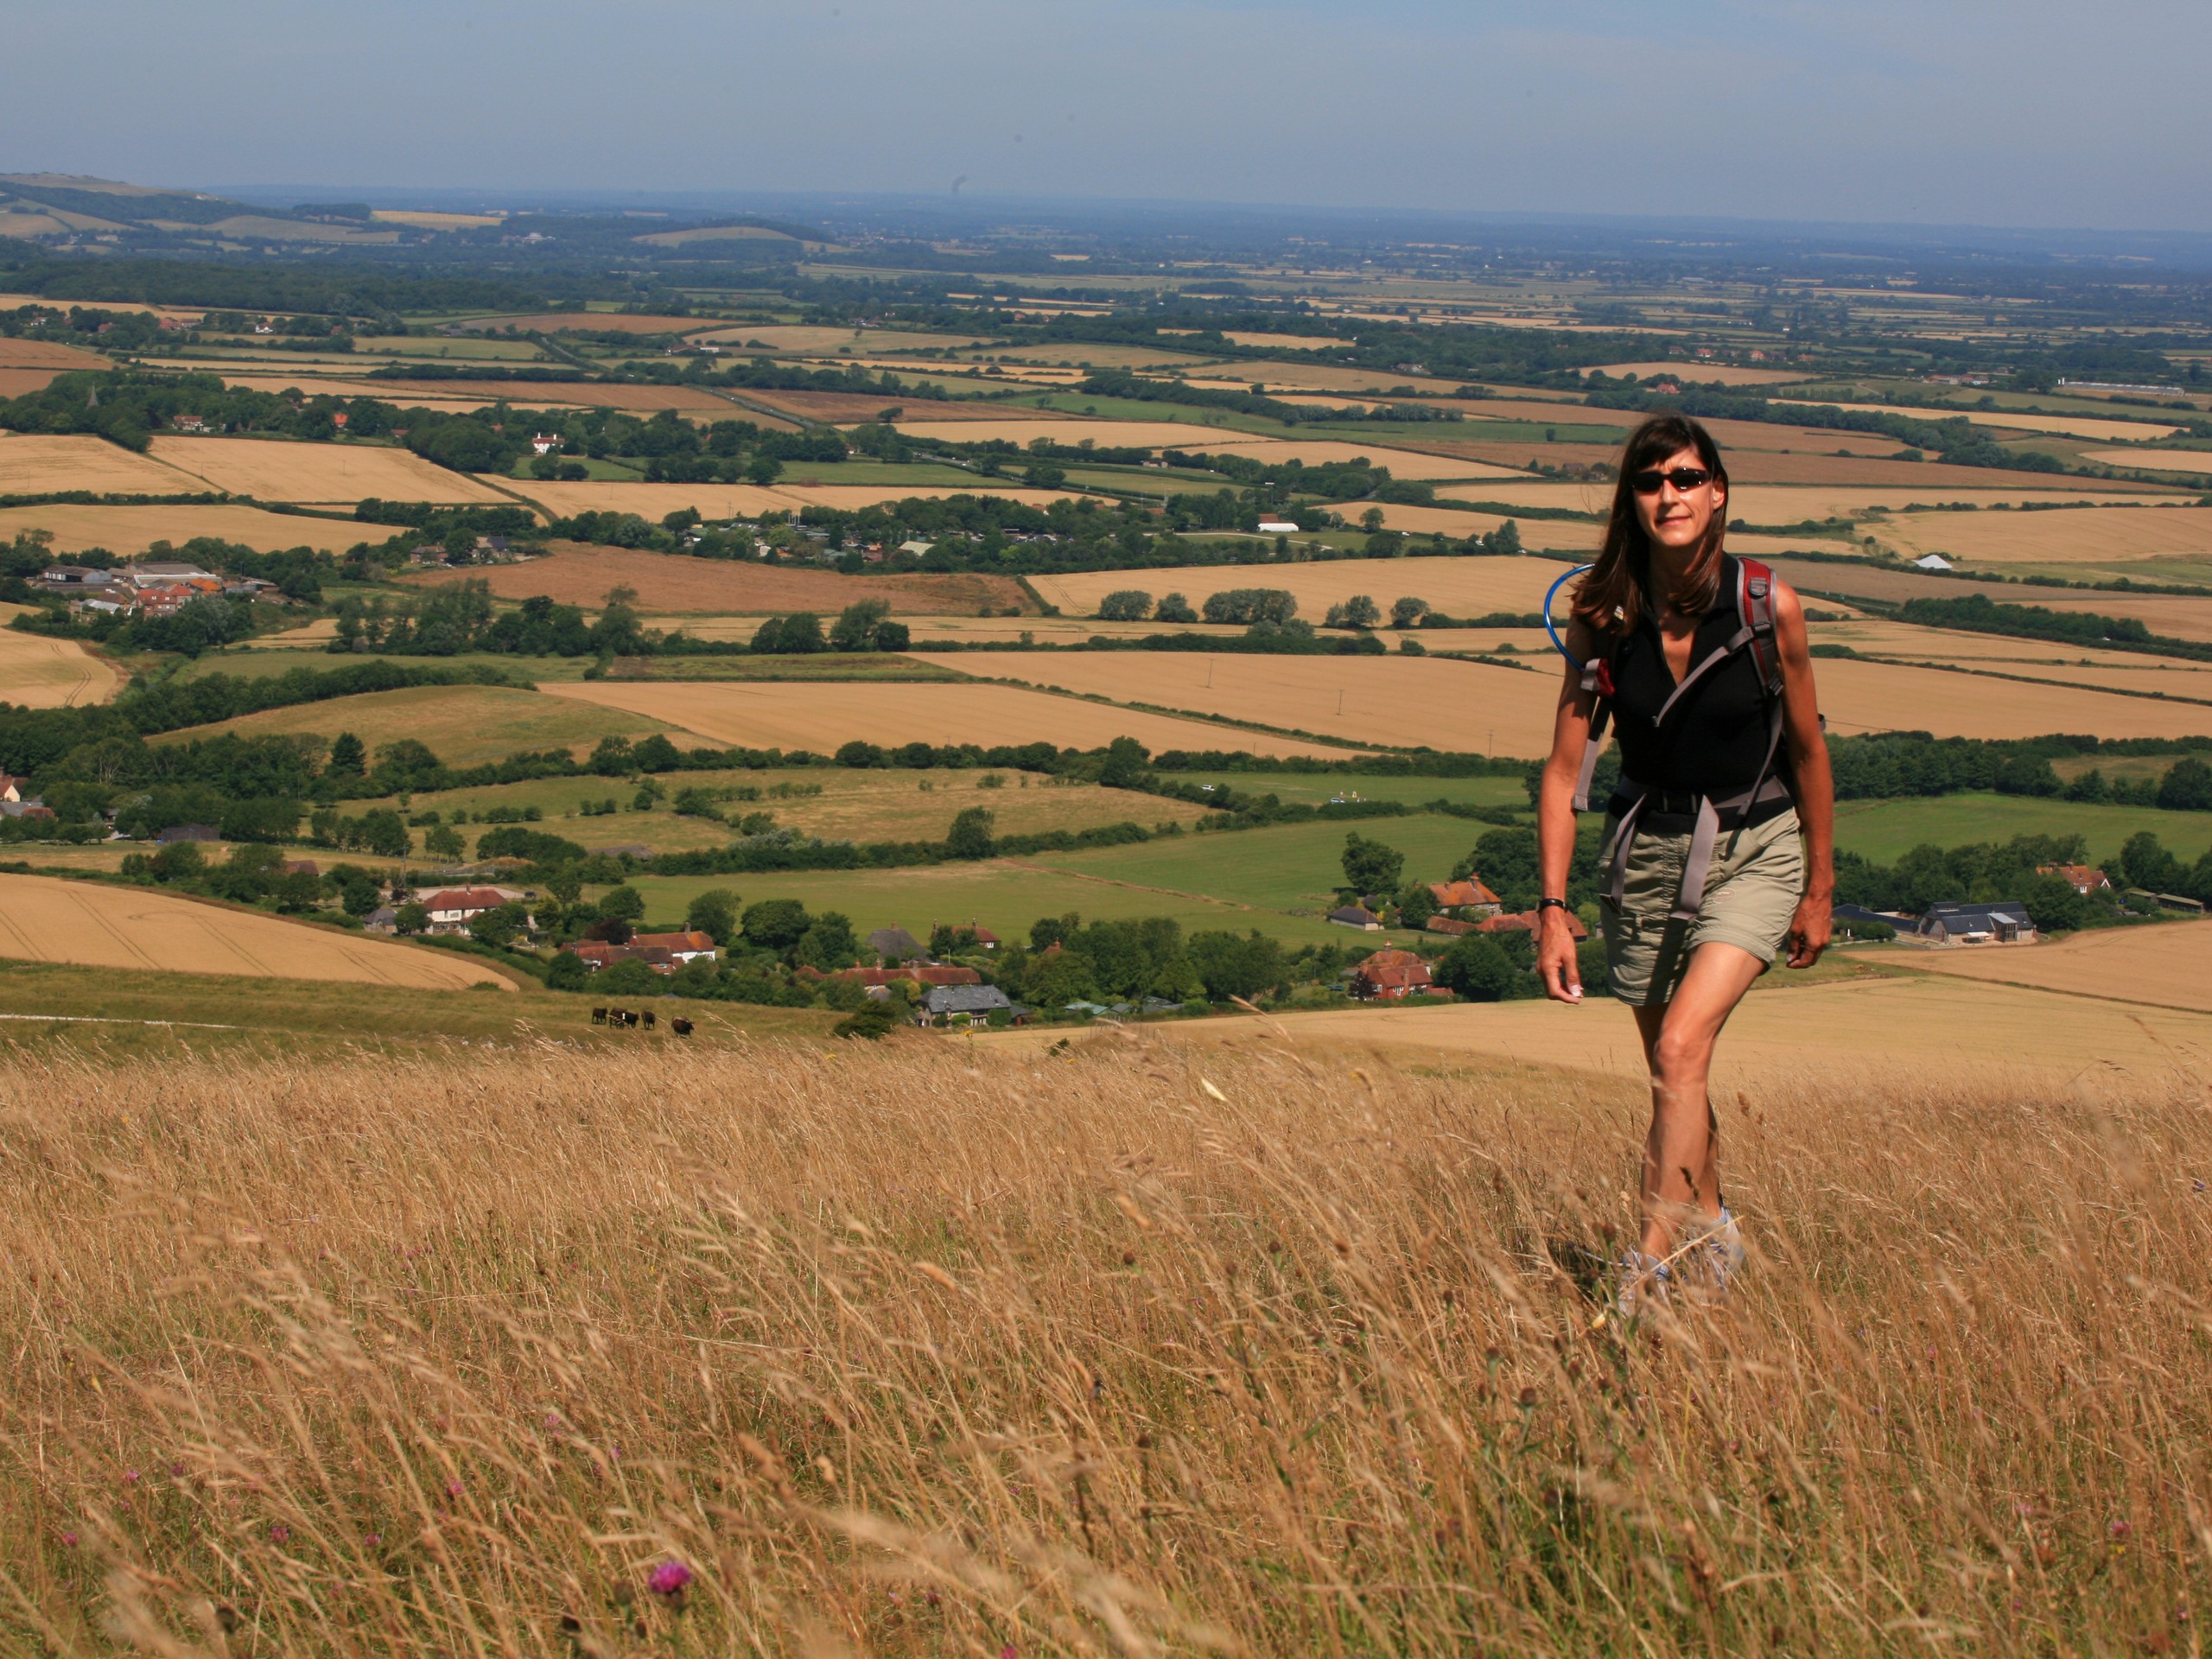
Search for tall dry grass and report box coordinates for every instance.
[0,1033,2206,1655]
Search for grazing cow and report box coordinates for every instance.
[623,1010,640,1028]
[643,1010,657,1031]
[607,1007,627,1027]
[671,1017,693,1038]
[591,1007,607,1025]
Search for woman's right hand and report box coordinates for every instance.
[1536,911,1584,1004]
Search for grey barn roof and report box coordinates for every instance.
[922,984,1013,1014]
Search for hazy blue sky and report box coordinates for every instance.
[9,0,2209,231]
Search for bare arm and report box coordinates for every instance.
[1535,618,1601,1003]
[1771,582,1834,968]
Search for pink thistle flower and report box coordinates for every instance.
[270,1523,290,1544]
[647,1559,693,1598]
[1001,1645,1018,1658]
[446,1479,464,1498]
[124,1469,140,1484]
[60,1530,77,1548]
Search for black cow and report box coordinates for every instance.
[671,1017,694,1038]
[623,1010,640,1028]
[591,1007,607,1025]
[642,1010,657,1031]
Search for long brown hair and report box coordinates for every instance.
[1570,412,1729,638]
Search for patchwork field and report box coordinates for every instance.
[1904,918,2212,1012]
[1809,617,2195,668]
[147,436,517,505]
[2076,448,2212,475]
[407,544,1030,614]
[916,649,1562,753]
[1028,554,1580,621]
[0,611,119,706]
[1771,400,2181,443]
[1453,480,2184,520]
[1777,560,2212,641]
[0,500,364,556]
[0,434,203,496]
[0,874,514,990]
[1201,438,1528,480]
[1812,655,2212,741]
[540,678,1363,758]
[893,418,1249,448]
[500,478,1090,521]
[1870,505,2212,565]
[153,683,679,767]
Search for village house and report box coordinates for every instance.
[1350,948,1443,1001]
[417,886,531,933]
[1914,901,2036,946]
[0,772,24,804]
[1426,877,1502,918]
[169,413,211,434]
[626,930,717,963]
[866,925,925,962]
[916,983,1018,1027]
[2038,862,2112,895]
[1327,904,1383,931]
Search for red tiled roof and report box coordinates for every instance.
[1427,878,1500,909]
[630,930,715,953]
[421,887,510,913]
[1478,907,1587,939]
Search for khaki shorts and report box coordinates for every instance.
[1599,806,1804,1007]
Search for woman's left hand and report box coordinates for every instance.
[1785,893,1832,969]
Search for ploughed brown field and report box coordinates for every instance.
[406,543,1033,615]
[0,873,513,989]
[539,677,1363,758]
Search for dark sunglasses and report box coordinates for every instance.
[1630,466,1715,494]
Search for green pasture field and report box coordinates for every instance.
[353,336,550,361]
[1018,391,1290,437]
[175,650,589,683]
[1059,467,1238,496]
[1832,792,2212,863]
[151,683,677,768]
[779,461,1001,488]
[0,957,831,1059]
[1165,772,1529,811]
[411,766,1211,852]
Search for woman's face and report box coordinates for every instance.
[1634,443,1726,554]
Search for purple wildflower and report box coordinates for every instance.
[60,1530,77,1548]
[270,1523,290,1545]
[124,1469,140,1484]
[647,1560,693,1598]
[447,1479,465,1498]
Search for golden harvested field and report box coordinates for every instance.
[1770,400,2180,443]
[409,543,1030,615]
[371,379,734,416]
[0,368,73,397]
[0,609,118,706]
[0,501,364,555]
[693,325,990,353]
[1065,970,2212,1083]
[1930,659,2212,698]
[541,678,1362,758]
[1584,360,1816,386]
[503,478,1085,519]
[1808,617,2189,668]
[1029,554,1580,621]
[214,377,562,416]
[1904,920,2212,1013]
[0,337,108,371]
[1223,330,1338,351]
[147,436,517,505]
[914,650,1564,753]
[0,434,203,496]
[2077,447,2212,475]
[1813,655,2212,740]
[1203,437,1528,480]
[1460,479,2182,520]
[154,683,679,766]
[893,418,1244,448]
[0,874,512,989]
[1872,505,2212,564]
[369,208,503,229]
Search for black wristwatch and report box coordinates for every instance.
[1535,897,1573,918]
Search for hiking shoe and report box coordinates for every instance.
[1686,1207,1746,1291]
[1613,1251,1669,1319]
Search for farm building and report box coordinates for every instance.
[418,887,530,931]
[1327,905,1384,931]
[1351,949,1441,1001]
[1425,916,1477,937]
[0,772,22,803]
[917,983,1017,1027]
[628,930,717,963]
[1831,903,1904,939]
[867,926,925,962]
[1257,519,1301,534]
[1914,901,2036,945]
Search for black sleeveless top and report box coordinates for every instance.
[1607,555,1791,800]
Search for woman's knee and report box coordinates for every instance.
[1651,1022,1715,1084]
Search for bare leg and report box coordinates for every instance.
[1630,943,1766,1262]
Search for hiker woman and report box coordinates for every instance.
[1534,411,1834,1306]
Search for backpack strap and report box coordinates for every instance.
[1738,557,1784,697]
[1570,650,1616,812]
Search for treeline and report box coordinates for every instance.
[1835,829,2212,929]
[1893,592,2211,661]
[1585,385,2068,474]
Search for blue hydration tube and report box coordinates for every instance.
[1542,563,1594,664]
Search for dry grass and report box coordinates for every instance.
[0,608,119,706]
[154,684,679,767]
[1872,505,2212,565]
[1904,918,2212,1012]
[1812,656,2212,740]
[0,874,512,988]
[918,650,1564,754]
[0,502,365,556]
[0,435,204,497]
[146,437,518,505]
[2,1035,2206,1655]
[0,338,109,371]
[540,678,1362,758]
[407,544,1031,616]
[1027,555,1581,622]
